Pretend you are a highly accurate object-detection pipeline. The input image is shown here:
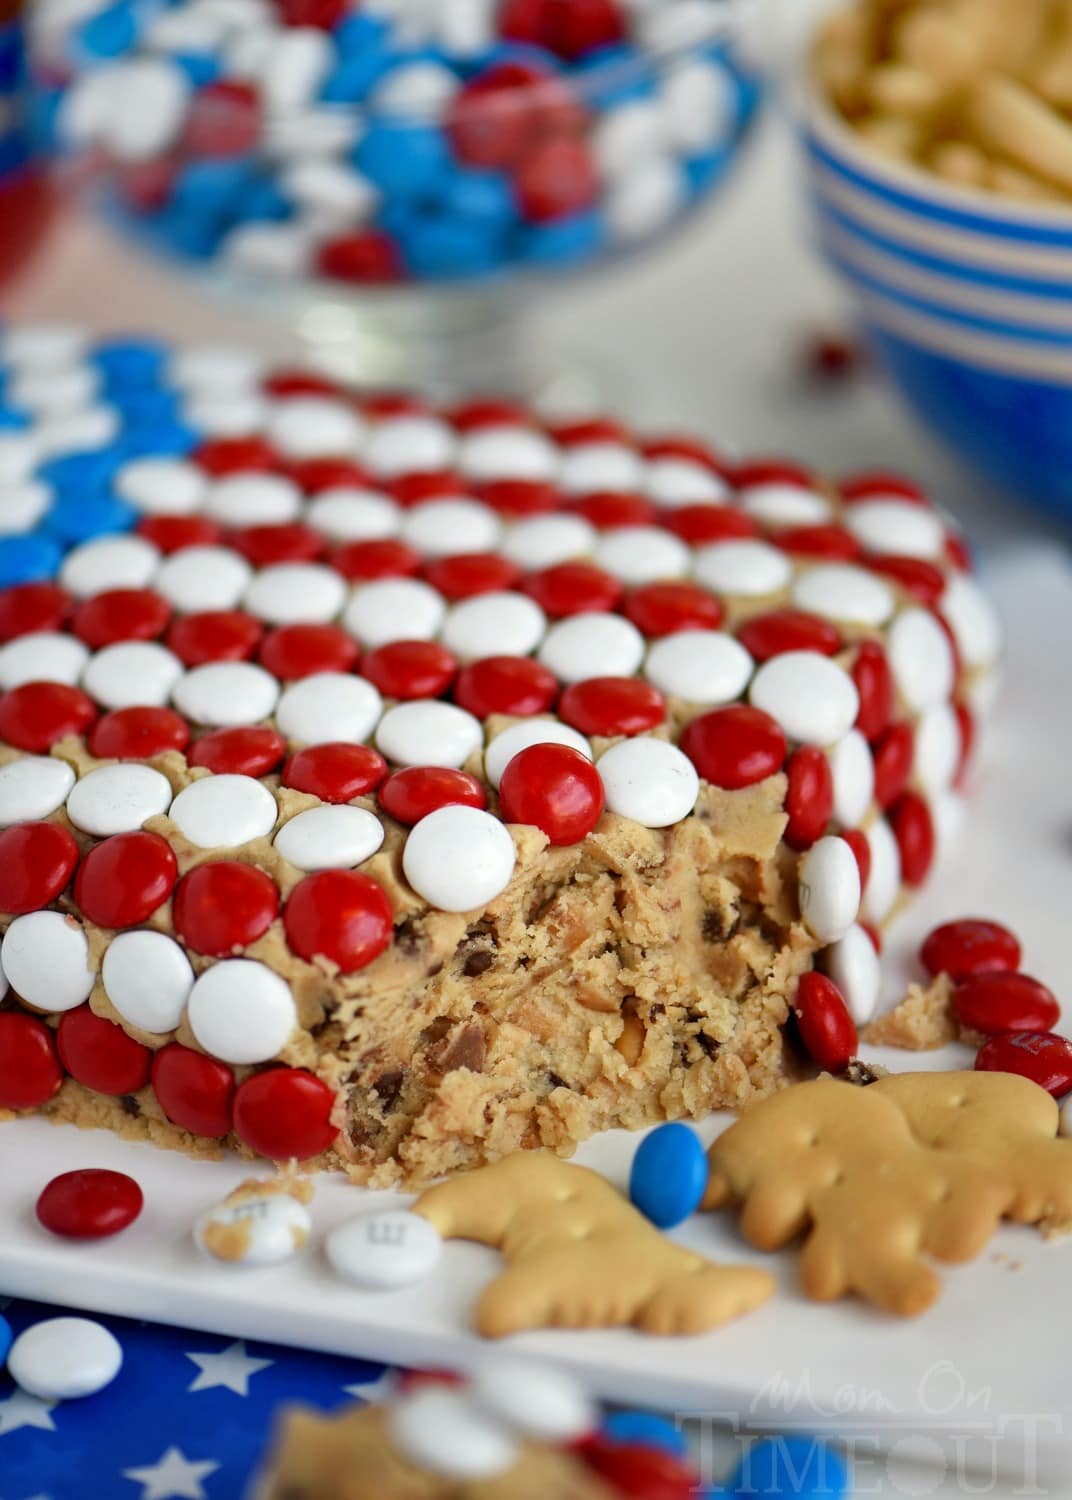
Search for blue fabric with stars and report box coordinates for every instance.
[0,1297,388,1500]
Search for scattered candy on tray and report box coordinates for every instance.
[35,1166,144,1238]
[195,1174,314,1264]
[325,1208,443,1289]
[7,1315,123,1400]
[31,0,761,286]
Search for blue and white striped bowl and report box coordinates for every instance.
[800,79,1072,522]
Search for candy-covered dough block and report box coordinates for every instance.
[0,326,1002,1185]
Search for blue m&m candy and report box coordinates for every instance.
[602,1410,690,1459]
[628,1121,707,1229]
[0,1311,11,1369]
[0,533,62,588]
[728,1437,850,1500]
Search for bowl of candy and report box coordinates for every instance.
[30,0,763,391]
[799,0,1072,523]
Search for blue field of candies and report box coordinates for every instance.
[30,0,763,284]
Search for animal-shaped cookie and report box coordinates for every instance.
[413,1152,774,1338]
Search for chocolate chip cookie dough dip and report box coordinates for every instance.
[0,323,1001,1185]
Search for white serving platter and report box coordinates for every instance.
[2,546,1070,1480]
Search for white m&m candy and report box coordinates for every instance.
[196,1181,313,1267]
[154,546,252,612]
[376,701,483,770]
[538,613,645,685]
[66,763,173,836]
[243,563,348,626]
[8,1318,122,1401]
[598,737,699,828]
[187,959,297,1065]
[502,515,595,570]
[459,426,559,483]
[274,806,385,871]
[0,756,76,825]
[276,672,383,746]
[644,629,753,706]
[206,473,303,527]
[2,911,95,1012]
[559,442,646,495]
[862,816,901,924]
[825,925,881,1026]
[888,607,955,712]
[798,836,861,944]
[484,719,592,790]
[325,1209,442,1290]
[403,805,516,912]
[343,579,446,648]
[306,488,401,542]
[169,774,278,849]
[60,535,161,598]
[114,457,207,515]
[400,499,501,559]
[792,564,895,627]
[266,397,365,458]
[594,526,689,585]
[390,1387,517,1481]
[365,416,456,477]
[83,642,185,711]
[646,457,728,508]
[693,539,792,598]
[0,632,89,690]
[941,573,1002,669]
[844,501,945,560]
[749,652,859,747]
[173,661,280,727]
[441,592,546,662]
[739,483,831,527]
[469,1359,597,1444]
[102,930,194,1034]
[827,729,874,828]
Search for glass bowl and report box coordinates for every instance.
[29,0,763,391]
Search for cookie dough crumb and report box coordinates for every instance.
[842,1058,889,1086]
[864,974,957,1050]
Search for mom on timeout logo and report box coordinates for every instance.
[677,1362,1065,1496]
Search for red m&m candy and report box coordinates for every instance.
[840,829,871,894]
[954,973,1060,1036]
[379,766,487,826]
[559,676,665,738]
[36,1169,143,1240]
[850,641,894,743]
[151,1043,235,1138]
[499,743,605,846]
[0,581,71,642]
[332,538,422,581]
[453,655,557,719]
[783,747,834,851]
[920,919,1021,981]
[680,705,787,790]
[872,722,914,809]
[57,1004,152,1095]
[0,822,79,914]
[623,581,723,637]
[0,681,97,751]
[423,553,522,600]
[174,861,280,957]
[89,706,191,760]
[167,610,263,666]
[888,792,935,887]
[232,1067,338,1159]
[74,830,178,928]
[579,1436,698,1500]
[975,1031,1072,1098]
[0,1012,64,1109]
[71,588,170,647]
[282,742,388,802]
[793,972,857,1073]
[522,561,621,618]
[284,870,393,973]
[228,522,323,568]
[189,725,287,778]
[361,639,458,700]
[258,623,358,680]
[736,609,840,663]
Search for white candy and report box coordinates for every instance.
[154,545,253,612]
[276,672,383,745]
[205,473,303,527]
[101,57,190,160]
[260,26,333,111]
[282,158,378,224]
[458,426,559,483]
[645,456,728,508]
[0,480,49,533]
[325,1209,442,1289]
[792,564,896,627]
[184,390,271,439]
[594,526,689,585]
[170,344,262,395]
[187,958,297,1064]
[440,592,546,662]
[825,924,881,1026]
[274,805,385,871]
[605,155,687,242]
[371,59,459,119]
[0,631,89,689]
[343,579,446,648]
[0,756,75,825]
[376,701,483,769]
[941,572,1003,669]
[266,397,365,459]
[844,500,945,561]
[224,220,315,279]
[558,442,646,496]
[435,0,497,56]
[59,535,161,598]
[1,911,95,1012]
[402,804,516,911]
[262,105,362,157]
[400,499,502,559]
[306,488,401,542]
[644,629,753,705]
[390,1387,517,1481]
[34,405,121,463]
[693,539,792,598]
[365,415,457,477]
[827,729,874,827]
[114,457,207,515]
[739,483,832,526]
[8,1319,122,1402]
[469,1359,597,1444]
[195,1187,312,1267]
[223,19,280,81]
[169,773,278,848]
[243,563,348,626]
[887,607,955,712]
[484,719,592,790]
[66,763,173,836]
[660,55,736,152]
[749,652,859,746]
[0,322,87,372]
[173,661,280,727]
[538,613,645,685]
[0,432,39,485]
[8,363,98,417]
[102,929,194,1035]
[914,702,961,796]
[83,642,185,710]
[862,816,901,924]
[594,100,667,179]
[502,515,596,570]
[798,835,861,943]
[933,789,966,857]
[597,737,699,828]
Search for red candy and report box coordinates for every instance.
[502,0,625,59]
[680,705,787,790]
[282,742,388,802]
[449,399,533,432]
[558,676,665,737]
[167,609,263,665]
[36,1169,143,1240]
[548,417,631,447]
[0,1012,63,1109]
[71,588,170,647]
[183,79,260,157]
[570,492,655,530]
[89,705,190,760]
[228,522,324,567]
[0,581,71,642]
[773,524,861,561]
[57,1005,152,1095]
[285,457,370,493]
[0,681,97,751]
[499,742,604,846]
[379,765,487,826]
[453,655,557,719]
[473,479,560,517]
[0,822,79,914]
[642,435,726,472]
[232,1067,338,1160]
[955,973,1061,1036]
[954,701,975,787]
[389,471,460,507]
[579,1438,697,1500]
[317,230,403,284]
[840,829,872,893]
[189,725,287,777]
[522,561,622,618]
[850,641,894,742]
[840,471,928,506]
[975,1031,1072,1098]
[74,830,177,928]
[733,457,815,491]
[872,722,914,809]
[174,860,280,958]
[194,435,278,477]
[783,747,834,851]
[361,639,458,700]
[423,552,522,600]
[888,792,935,886]
[866,555,946,606]
[920,919,1022,981]
[332,538,422,581]
[662,506,757,545]
[136,515,222,553]
[447,61,550,170]
[736,609,840,663]
[258,623,358,680]
[151,1043,235,1137]
[623,581,723,637]
[515,135,599,222]
[793,972,858,1073]
[284,869,394,973]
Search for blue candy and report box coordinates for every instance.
[0,533,62,588]
[628,1121,707,1229]
[172,157,257,217]
[239,176,292,224]
[573,43,655,107]
[0,404,30,430]
[119,422,197,458]
[0,1311,10,1369]
[602,1411,690,1459]
[92,337,168,388]
[516,210,604,266]
[77,3,139,60]
[108,387,181,425]
[356,122,453,199]
[39,447,124,494]
[47,490,136,544]
[321,37,394,103]
[399,214,504,279]
[332,12,391,57]
[728,1437,850,1500]
[684,150,731,198]
[436,169,517,232]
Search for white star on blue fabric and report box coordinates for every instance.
[342,1370,396,1404]
[185,1340,273,1396]
[123,1446,220,1500]
[0,1389,58,1437]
